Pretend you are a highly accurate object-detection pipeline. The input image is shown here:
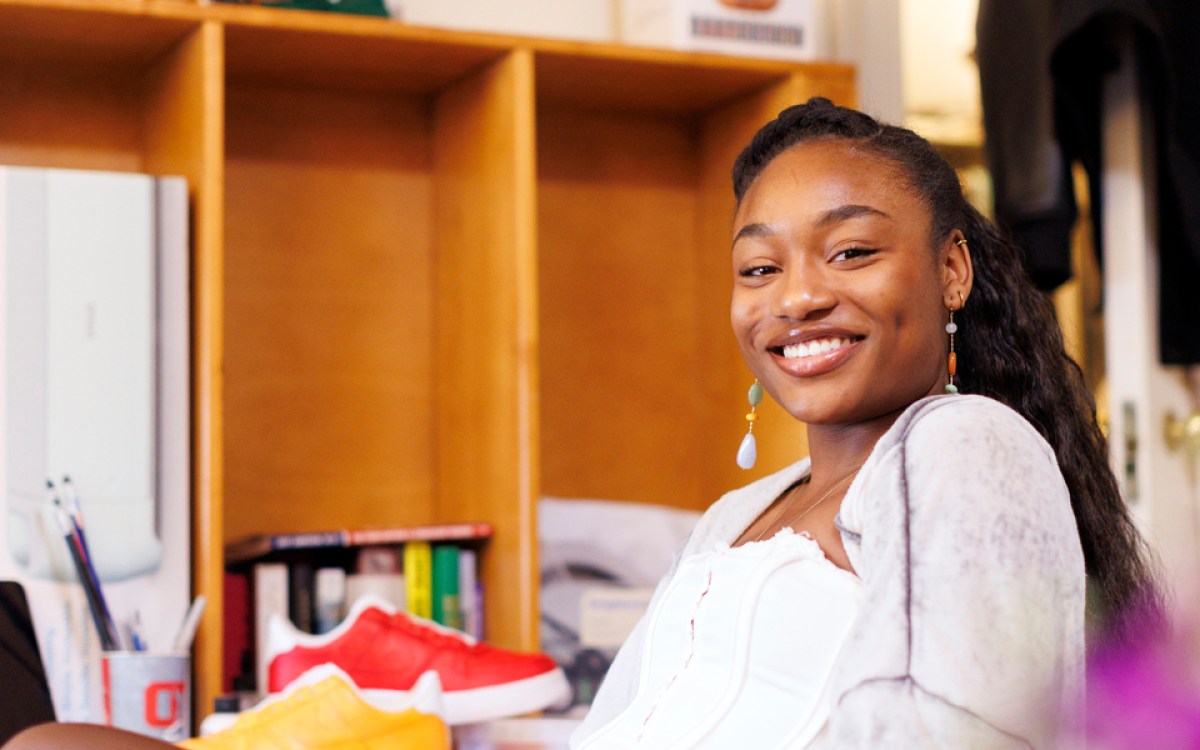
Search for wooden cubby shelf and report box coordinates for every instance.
[0,0,854,718]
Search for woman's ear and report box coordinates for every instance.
[943,231,974,308]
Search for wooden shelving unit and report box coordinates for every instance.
[0,0,853,717]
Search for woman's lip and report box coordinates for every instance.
[769,338,861,377]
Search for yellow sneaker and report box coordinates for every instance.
[178,666,447,750]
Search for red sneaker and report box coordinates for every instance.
[266,595,569,725]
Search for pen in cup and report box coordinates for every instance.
[173,595,206,653]
[60,475,93,560]
[49,481,118,651]
[129,610,147,652]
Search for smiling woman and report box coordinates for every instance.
[569,98,1160,749]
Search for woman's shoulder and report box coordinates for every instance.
[882,393,1055,464]
[842,394,1077,567]
[846,394,1068,523]
[852,394,1070,529]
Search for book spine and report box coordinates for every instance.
[313,567,347,634]
[223,531,346,563]
[226,524,490,564]
[222,571,252,694]
[431,544,461,629]
[271,531,348,552]
[403,541,433,620]
[288,562,315,634]
[345,572,405,611]
[347,522,491,547]
[253,562,289,695]
[348,546,405,611]
[356,545,402,574]
[459,549,482,640]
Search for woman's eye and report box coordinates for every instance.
[832,247,876,262]
[739,265,779,278]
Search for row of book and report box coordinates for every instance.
[222,523,491,694]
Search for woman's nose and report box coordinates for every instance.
[773,264,836,320]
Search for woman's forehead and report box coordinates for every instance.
[735,141,923,228]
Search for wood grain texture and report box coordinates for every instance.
[536,105,708,509]
[222,19,509,96]
[534,49,838,117]
[433,49,540,652]
[0,60,146,172]
[223,83,437,541]
[0,1,195,68]
[141,19,226,723]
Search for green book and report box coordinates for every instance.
[431,544,462,630]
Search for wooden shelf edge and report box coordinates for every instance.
[1,0,855,76]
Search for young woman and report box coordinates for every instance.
[569,98,1157,749]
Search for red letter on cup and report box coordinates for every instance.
[144,681,185,727]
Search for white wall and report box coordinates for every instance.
[829,0,905,124]
[826,0,982,137]
[900,0,981,141]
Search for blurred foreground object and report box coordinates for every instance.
[180,665,447,749]
[1087,602,1200,748]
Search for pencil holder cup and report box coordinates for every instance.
[101,651,191,742]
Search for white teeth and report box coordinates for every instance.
[781,337,851,359]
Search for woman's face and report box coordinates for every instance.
[730,139,968,427]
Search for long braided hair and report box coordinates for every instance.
[732,97,1159,635]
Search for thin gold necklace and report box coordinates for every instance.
[752,466,861,543]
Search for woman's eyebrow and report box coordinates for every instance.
[733,204,890,247]
[732,222,775,245]
[816,203,890,227]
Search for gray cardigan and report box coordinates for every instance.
[572,395,1085,749]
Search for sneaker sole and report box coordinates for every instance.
[364,668,570,726]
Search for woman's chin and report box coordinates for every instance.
[775,391,922,430]
[773,398,860,426]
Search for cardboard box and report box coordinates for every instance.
[619,0,831,60]
[402,0,615,43]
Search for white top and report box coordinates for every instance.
[572,395,1086,749]
[575,530,862,749]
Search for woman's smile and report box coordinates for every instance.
[767,331,864,377]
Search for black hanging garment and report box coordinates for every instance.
[977,0,1200,364]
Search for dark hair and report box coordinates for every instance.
[733,97,1160,637]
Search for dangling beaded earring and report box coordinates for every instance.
[737,380,764,469]
[945,292,963,394]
